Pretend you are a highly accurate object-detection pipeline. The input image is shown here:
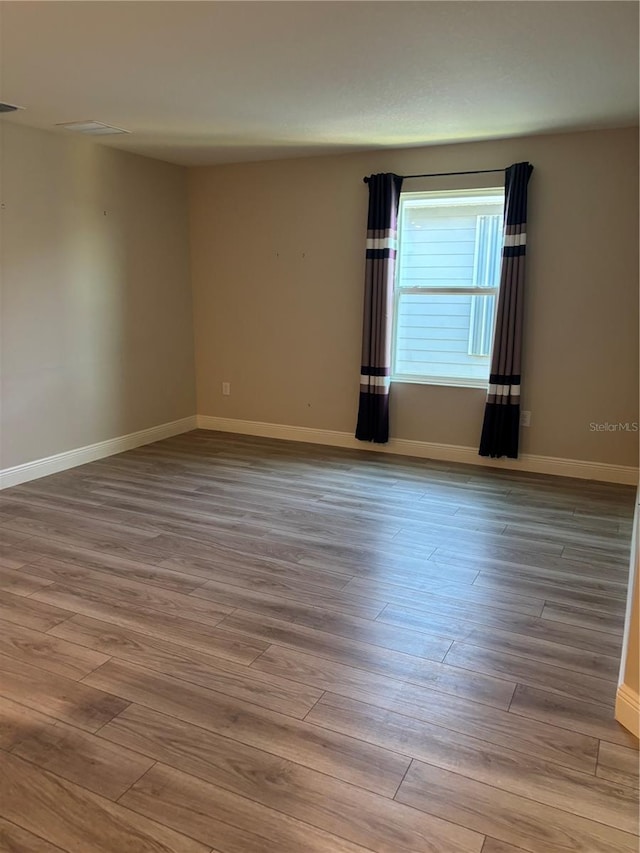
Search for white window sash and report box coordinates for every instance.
[391,189,505,385]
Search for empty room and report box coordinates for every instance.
[0,1,639,851]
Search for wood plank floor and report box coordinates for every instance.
[0,429,638,853]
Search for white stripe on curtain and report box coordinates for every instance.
[360,375,391,387]
[503,233,527,247]
[366,237,398,251]
[488,383,521,396]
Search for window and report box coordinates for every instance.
[392,188,505,387]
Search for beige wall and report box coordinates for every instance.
[0,124,196,470]
[189,126,639,467]
[2,124,637,472]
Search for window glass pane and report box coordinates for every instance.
[398,199,504,290]
[468,214,502,356]
[392,188,505,385]
[395,292,493,382]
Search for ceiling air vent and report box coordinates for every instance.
[0,103,24,114]
[56,120,130,136]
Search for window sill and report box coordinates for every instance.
[391,376,488,390]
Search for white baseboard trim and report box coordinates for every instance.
[615,683,640,738]
[196,415,638,485]
[3,413,635,489]
[0,416,198,490]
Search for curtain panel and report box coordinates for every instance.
[355,173,403,444]
[479,161,534,459]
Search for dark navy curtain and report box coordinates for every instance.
[479,162,534,459]
[355,173,403,443]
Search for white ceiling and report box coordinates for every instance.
[1,1,638,167]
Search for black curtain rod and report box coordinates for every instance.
[362,167,505,184]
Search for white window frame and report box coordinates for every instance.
[391,188,505,389]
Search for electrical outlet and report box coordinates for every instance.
[520,410,531,427]
[222,382,231,396]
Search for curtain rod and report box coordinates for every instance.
[362,168,506,184]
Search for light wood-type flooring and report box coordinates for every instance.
[0,429,638,853]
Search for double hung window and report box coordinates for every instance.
[392,188,505,387]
